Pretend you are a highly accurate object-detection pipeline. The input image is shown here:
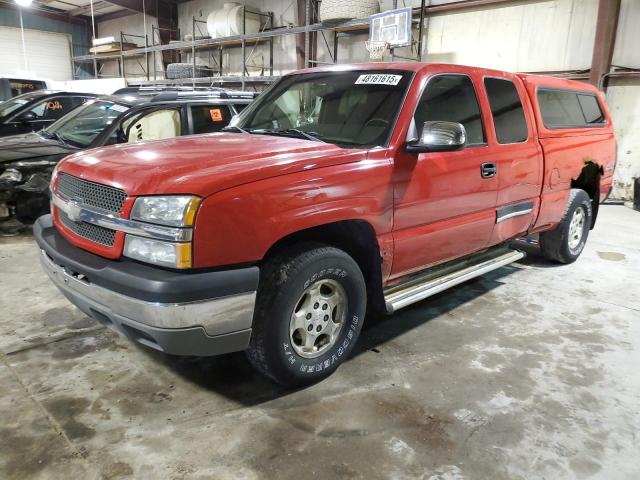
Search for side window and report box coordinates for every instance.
[26,97,77,121]
[190,105,232,134]
[415,75,485,145]
[71,96,90,109]
[484,78,528,144]
[537,89,605,128]
[124,108,181,143]
[26,100,48,119]
[577,94,605,124]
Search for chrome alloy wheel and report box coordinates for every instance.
[289,279,347,358]
[568,206,586,250]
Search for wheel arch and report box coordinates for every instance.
[571,161,603,229]
[261,219,387,315]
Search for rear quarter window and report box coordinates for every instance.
[537,88,605,129]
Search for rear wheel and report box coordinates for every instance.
[246,244,366,387]
[539,188,592,264]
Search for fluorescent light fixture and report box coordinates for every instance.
[14,0,33,6]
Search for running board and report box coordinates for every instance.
[384,247,526,313]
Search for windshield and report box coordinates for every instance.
[0,91,45,118]
[235,70,413,147]
[46,100,130,148]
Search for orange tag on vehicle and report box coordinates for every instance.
[209,108,223,122]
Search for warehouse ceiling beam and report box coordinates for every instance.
[67,0,143,16]
[589,0,621,88]
[68,0,113,16]
[94,8,137,21]
[0,0,89,25]
[411,0,548,16]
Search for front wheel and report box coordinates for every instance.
[246,244,366,387]
[539,188,592,264]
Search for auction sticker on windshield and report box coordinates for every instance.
[355,74,402,85]
[109,104,129,112]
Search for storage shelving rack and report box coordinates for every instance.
[71,0,428,89]
[74,31,152,80]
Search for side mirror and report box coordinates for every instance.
[16,111,36,123]
[406,121,467,153]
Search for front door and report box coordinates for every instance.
[391,73,499,280]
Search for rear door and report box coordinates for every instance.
[480,75,543,244]
[391,73,499,279]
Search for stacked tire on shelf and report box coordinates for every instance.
[166,63,214,79]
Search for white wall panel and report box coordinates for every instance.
[421,0,598,72]
[97,13,163,80]
[0,26,72,80]
[606,77,640,200]
[612,0,640,69]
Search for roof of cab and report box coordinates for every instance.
[291,63,602,94]
[517,73,601,95]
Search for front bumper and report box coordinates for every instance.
[34,214,259,356]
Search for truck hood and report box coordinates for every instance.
[0,132,78,164]
[58,133,368,197]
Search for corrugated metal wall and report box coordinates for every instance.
[0,6,90,57]
[421,0,598,71]
[0,6,92,78]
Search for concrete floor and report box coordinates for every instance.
[0,204,639,480]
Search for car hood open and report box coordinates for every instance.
[57,133,368,197]
[0,132,79,164]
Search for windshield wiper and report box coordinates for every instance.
[222,125,251,134]
[40,130,70,146]
[258,128,326,143]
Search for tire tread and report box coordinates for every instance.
[246,244,357,384]
[539,188,591,264]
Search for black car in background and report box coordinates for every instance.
[0,88,256,232]
[0,91,97,137]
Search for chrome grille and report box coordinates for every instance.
[57,173,126,214]
[59,211,116,246]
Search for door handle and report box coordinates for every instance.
[481,162,497,178]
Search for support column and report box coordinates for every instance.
[295,0,306,69]
[589,0,621,88]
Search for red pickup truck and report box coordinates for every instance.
[35,63,616,386]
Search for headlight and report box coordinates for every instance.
[0,168,23,184]
[130,195,201,227]
[124,235,192,269]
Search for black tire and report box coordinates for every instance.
[539,188,592,264]
[246,244,366,387]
